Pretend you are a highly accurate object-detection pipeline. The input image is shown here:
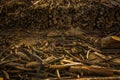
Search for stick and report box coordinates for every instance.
[0,59,19,66]
[5,62,24,67]
[70,65,114,76]
[1,70,10,80]
[14,66,33,71]
[49,63,83,69]
[101,36,120,48]
[56,69,61,78]
[23,49,43,63]
[43,55,64,65]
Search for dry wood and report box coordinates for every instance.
[78,43,102,53]
[61,60,81,64]
[0,59,19,65]
[93,52,106,59]
[56,69,61,78]
[13,66,33,71]
[15,52,30,61]
[101,36,120,48]
[43,55,64,65]
[101,49,120,53]
[43,56,56,65]
[62,76,120,80]
[49,63,83,69]
[0,46,11,57]
[1,53,13,61]
[7,70,22,73]
[101,55,120,63]
[70,65,114,76]
[5,62,24,67]
[31,76,120,80]
[0,0,120,79]
[1,70,10,80]
[23,49,43,63]
[30,46,45,56]
[25,61,40,68]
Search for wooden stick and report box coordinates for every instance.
[30,46,45,56]
[94,52,106,59]
[5,62,24,67]
[49,63,83,69]
[0,59,19,66]
[43,55,64,65]
[31,76,120,80]
[101,36,120,48]
[68,76,120,80]
[0,46,11,57]
[101,49,120,53]
[14,66,33,71]
[1,70,10,80]
[25,61,40,68]
[70,65,114,76]
[56,69,61,78]
[23,49,43,63]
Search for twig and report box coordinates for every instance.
[49,63,83,69]
[33,0,43,5]
[101,55,120,63]
[0,46,11,57]
[56,69,61,78]
[78,42,102,53]
[23,49,43,64]
[1,52,13,61]
[30,46,45,56]
[94,52,106,60]
[86,49,91,59]
[5,62,24,67]
[0,59,19,66]
[70,65,114,76]
[13,66,33,71]
[1,70,10,80]
[25,61,40,68]
[64,49,81,61]
[43,55,64,65]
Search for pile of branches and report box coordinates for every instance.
[0,0,120,36]
[0,34,120,80]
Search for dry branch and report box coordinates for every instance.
[101,36,120,48]
[70,65,114,76]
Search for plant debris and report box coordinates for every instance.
[0,0,120,80]
[0,30,120,79]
